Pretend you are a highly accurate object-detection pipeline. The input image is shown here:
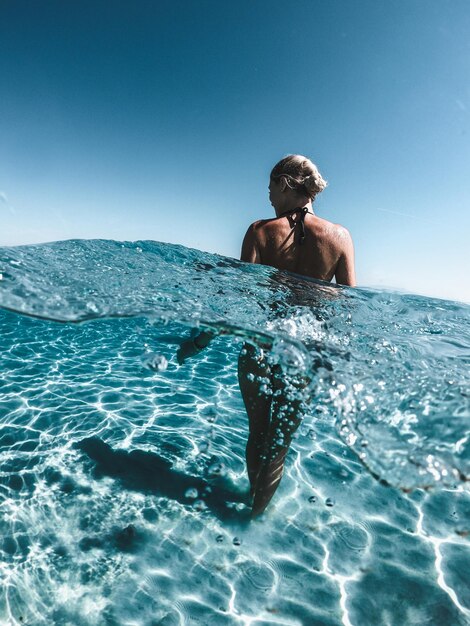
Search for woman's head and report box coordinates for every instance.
[270,155,327,203]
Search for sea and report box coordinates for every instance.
[0,239,469,626]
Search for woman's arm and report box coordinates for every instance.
[176,330,215,365]
[240,223,262,263]
[334,227,356,287]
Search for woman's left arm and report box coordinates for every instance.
[177,330,214,365]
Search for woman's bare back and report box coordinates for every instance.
[241,212,355,286]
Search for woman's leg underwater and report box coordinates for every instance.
[238,344,272,494]
[251,365,309,518]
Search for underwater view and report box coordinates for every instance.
[0,239,469,626]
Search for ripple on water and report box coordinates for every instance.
[243,563,276,591]
[336,523,370,551]
[322,522,370,577]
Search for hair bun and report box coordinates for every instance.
[270,154,328,200]
[303,172,327,196]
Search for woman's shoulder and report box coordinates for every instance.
[248,217,278,232]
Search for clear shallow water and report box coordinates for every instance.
[0,239,469,626]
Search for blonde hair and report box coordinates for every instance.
[270,154,328,200]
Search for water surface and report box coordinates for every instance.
[1,239,469,625]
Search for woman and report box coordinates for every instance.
[179,154,356,517]
[240,154,355,284]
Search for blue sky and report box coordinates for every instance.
[1,0,469,303]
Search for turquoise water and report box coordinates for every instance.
[0,239,469,626]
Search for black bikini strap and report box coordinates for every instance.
[279,206,309,244]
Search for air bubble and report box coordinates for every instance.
[184,488,198,500]
[143,353,168,372]
[208,462,224,477]
[205,406,218,423]
[259,384,272,396]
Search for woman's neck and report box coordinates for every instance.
[276,199,313,217]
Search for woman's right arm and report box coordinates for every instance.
[240,223,262,264]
